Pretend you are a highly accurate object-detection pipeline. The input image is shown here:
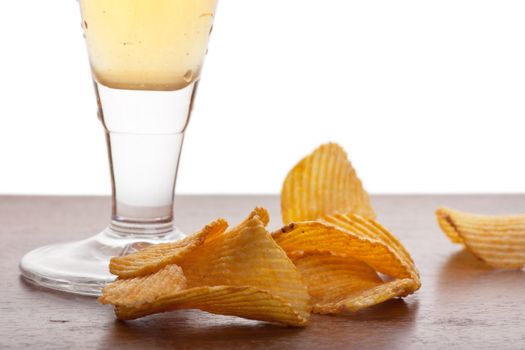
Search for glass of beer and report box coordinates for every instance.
[20,0,218,295]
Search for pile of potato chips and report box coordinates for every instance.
[102,208,310,325]
[100,143,421,326]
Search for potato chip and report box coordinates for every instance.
[436,207,525,269]
[293,252,417,313]
[178,210,309,320]
[109,218,228,278]
[115,285,308,326]
[281,143,376,224]
[292,252,381,312]
[273,214,420,314]
[274,219,417,280]
[101,209,311,326]
[324,213,416,268]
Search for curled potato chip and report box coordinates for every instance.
[324,213,416,268]
[109,218,228,278]
[114,285,308,325]
[436,207,525,269]
[273,214,420,314]
[293,252,417,313]
[274,218,417,280]
[281,143,376,224]
[178,211,310,321]
[101,209,310,326]
[292,252,381,313]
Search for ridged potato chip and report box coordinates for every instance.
[281,143,376,224]
[274,218,417,279]
[101,208,311,326]
[178,212,310,321]
[436,207,525,269]
[115,285,308,326]
[293,252,417,313]
[273,214,420,314]
[323,213,416,268]
[109,218,228,278]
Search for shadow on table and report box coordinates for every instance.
[343,298,417,321]
[100,310,304,348]
[441,249,491,270]
[437,249,524,299]
[99,299,418,349]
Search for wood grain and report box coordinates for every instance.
[1,195,524,349]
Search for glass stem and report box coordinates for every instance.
[95,81,198,237]
[106,131,184,235]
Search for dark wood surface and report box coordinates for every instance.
[1,195,525,349]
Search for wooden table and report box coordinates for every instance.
[1,195,524,349]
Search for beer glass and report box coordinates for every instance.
[20,0,218,295]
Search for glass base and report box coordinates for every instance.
[19,229,184,297]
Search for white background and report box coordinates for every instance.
[1,1,524,195]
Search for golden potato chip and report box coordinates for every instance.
[115,285,308,326]
[336,278,418,312]
[292,252,381,312]
[324,214,419,283]
[178,211,309,321]
[273,214,420,314]
[101,209,310,326]
[109,218,228,278]
[324,213,416,268]
[436,207,525,269]
[293,252,418,314]
[281,143,376,224]
[273,219,416,279]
